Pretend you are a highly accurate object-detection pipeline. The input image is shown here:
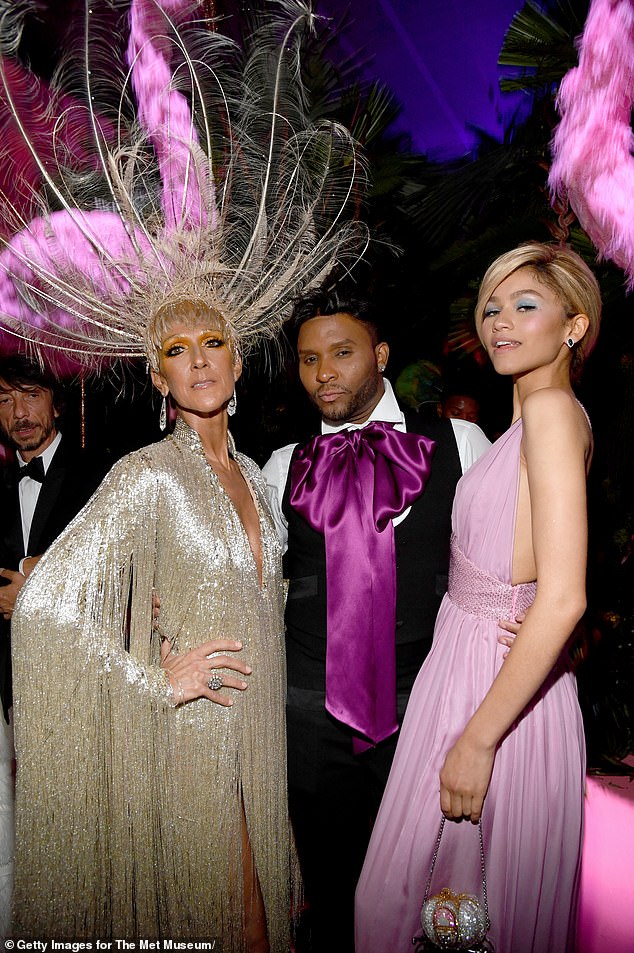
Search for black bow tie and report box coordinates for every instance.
[19,456,46,483]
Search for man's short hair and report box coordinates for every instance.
[290,288,381,346]
[0,354,63,411]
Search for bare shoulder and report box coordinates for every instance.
[522,386,576,416]
[521,388,592,459]
[523,388,589,431]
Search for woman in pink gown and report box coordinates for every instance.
[355,243,602,953]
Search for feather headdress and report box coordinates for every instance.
[0,0,368,371]
[549,0,634,287]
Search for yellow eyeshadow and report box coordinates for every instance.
[162,329,225,351]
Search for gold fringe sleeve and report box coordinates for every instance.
[11,450,176,939]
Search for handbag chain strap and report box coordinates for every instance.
[423,815,490,928]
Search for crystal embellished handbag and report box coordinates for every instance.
[412,816,495,952]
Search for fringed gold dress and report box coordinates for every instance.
[11,418,297,950]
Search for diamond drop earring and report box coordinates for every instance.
[159,395,167,431]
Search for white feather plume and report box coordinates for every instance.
[0,0,369,372]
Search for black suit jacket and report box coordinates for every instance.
[0,434,109,716]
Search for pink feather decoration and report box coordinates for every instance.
[0,0,214,371]
[127,0,215,232]
[549,0,634,286]
[0,55,119,372]
[0,57,116,237]
[0,211,154,374]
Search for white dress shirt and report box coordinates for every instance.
[17,431,62,557]
[262,379,491,552]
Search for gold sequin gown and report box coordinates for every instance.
[11,418,297,950]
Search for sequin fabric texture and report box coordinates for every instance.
[11,418,296,950]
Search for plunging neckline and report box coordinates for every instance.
[170,417,265,589]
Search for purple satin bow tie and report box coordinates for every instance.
[290,420,436,752]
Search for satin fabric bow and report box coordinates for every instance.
[290,420,436,752]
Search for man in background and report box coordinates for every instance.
[438,387,480,424]
[0,355,109,705]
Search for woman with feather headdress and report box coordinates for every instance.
[0,0,367,946]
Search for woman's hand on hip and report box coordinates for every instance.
[161,638,252,707]
[497,611,526,658]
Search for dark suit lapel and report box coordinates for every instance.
[0,476,25,565]
[27,440,68,555]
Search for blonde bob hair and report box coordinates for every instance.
[475,242,601,376]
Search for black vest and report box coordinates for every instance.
[282,413,462,695]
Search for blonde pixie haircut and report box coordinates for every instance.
[475,242,602,376]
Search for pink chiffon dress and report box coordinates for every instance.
[355,419,585,953]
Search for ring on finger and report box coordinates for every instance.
[208,673,223,692]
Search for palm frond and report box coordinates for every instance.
[498,0,589,93]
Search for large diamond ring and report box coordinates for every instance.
[207,673,223,692]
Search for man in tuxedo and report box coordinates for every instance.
[0,355,107,719]
[263,291,491,952]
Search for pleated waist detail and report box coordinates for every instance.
[448,534,536,621]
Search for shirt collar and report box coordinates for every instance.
[17,430,62,474]
[321,379,405,434]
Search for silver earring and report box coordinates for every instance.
[227,392,237,416]
[566,337,575,349]
[378,363,386,373]
[159,395,167,431]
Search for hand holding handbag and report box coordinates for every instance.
[413,815,494,952]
